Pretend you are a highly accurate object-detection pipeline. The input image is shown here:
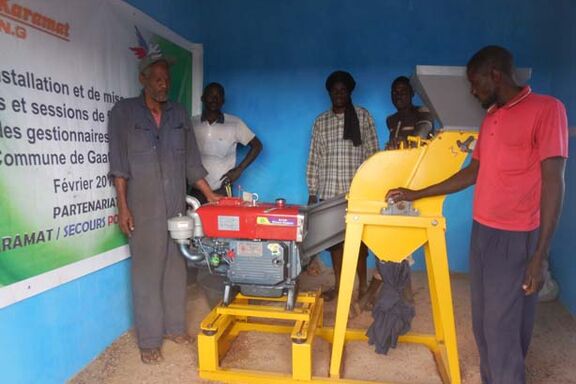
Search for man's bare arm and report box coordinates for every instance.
[523,157,566,295]
[113,177,134,236]
[221,137,263,184]
[194,179,222,203]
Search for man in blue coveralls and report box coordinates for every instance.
[108,53,220,364]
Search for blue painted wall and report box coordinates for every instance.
[0,261,132,384]
[553,145,576,314]
[548,0,576,315]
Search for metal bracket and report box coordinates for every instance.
[456,135,476,153]
[381,200,420,216]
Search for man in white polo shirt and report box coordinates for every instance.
[190,82,263,202]
[190,82,263,307]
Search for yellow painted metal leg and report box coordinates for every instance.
[292,341,312,380]
[198,308,236,373]
[426,226,461,384]
[198,332,219,372]
[424,240,445,343]
[329,221,363,378]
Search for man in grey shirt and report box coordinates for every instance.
[108,53,219,364]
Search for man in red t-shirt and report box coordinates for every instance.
[387,46,568,384]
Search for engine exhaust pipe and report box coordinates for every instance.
[185,195,204,237]
[178,242,204,262]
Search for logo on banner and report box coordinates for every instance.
[130,26,161,59]
[0,0,70,41]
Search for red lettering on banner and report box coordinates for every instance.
[0,0,70,42]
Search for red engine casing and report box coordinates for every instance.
[196,197,304,241]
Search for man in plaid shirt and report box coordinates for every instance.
[306,70,380,301]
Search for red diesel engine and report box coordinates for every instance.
[199,197,304,242]
[168,197,307,309]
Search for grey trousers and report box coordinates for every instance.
[130,220,187,349]
[469,221,539,384]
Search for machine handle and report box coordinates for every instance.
[457,136,476,153]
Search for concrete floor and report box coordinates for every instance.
[70,266,576,384]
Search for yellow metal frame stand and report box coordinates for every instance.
[197,131,476,384]
[198,291,327,383]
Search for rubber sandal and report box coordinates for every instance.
[140,347,163,364]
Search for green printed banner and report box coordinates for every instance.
[0,0,202,306]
